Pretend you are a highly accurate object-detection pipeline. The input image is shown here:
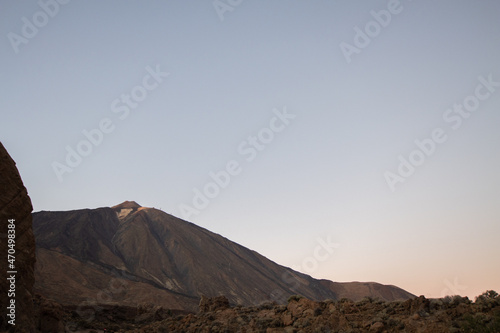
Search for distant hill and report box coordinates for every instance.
[33,201,414,312]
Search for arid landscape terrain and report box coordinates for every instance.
[29,291,500,332]
[32,200,414,314]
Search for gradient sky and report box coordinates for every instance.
[1,0,499,299]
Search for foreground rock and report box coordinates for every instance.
[134,292,500,333]
[0,142,36,332]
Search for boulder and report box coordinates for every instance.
[199,295,230,313]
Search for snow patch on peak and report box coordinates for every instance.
[116,208,133,220]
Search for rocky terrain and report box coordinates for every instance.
[136,292,500,333]
[33,201,414,315]
[144,292,500,333]
[0,142,37,332]
[38,291,500,332]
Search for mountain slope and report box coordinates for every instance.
[33,201,414,312]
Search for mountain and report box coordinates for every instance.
[33,201,414,312]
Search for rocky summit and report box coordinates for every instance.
[33,201,414,316]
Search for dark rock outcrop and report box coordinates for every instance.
[33,202,415,316]
[0,142,36,332]
[33,294,65,333]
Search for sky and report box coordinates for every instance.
[1,0,499,300]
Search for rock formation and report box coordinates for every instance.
[0,142,36,332]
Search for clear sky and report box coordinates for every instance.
[1,0,499,299]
